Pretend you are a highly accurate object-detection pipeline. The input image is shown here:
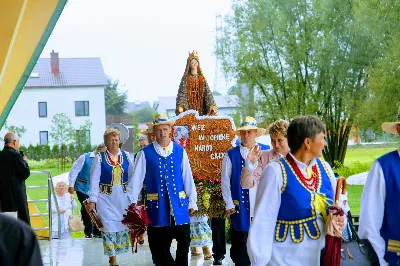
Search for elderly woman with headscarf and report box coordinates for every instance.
[88,129,133,266]
[47,181,78,239]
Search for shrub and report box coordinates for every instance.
[52,144,59,158]
[35,144,43,160]
[84,143,92,153]
[29,158,72,169]
[68,143,75,160]
[334,161,371,178]
[43,144,51,159]
[19,145,27,154]
[27,144,35,160]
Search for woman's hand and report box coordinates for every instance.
[332,213,345,231]
[59,208,66,214]
[248,145,261,164]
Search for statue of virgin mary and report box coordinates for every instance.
[175,51,218,116]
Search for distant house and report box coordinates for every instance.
[154,95,240,117]
[0,51,108,146]
[125,101,151,113]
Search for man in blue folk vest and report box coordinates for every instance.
[221,116,268,266]
[68,144,105,238]
[359,106,400,266]
[127,113,198,266]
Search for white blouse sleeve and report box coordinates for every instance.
[358,160,386,266]
[181,150,198,210]
[88,155,101,203]
[221,152,235,210]
[247,162,283,266]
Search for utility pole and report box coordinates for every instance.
[214,13,224,93]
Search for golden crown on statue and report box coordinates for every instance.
[188,50,199,59]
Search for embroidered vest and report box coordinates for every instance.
[143,143,190,227]
[275,157,333,243]
[99,150,129,194]
[227,146,251,232]
[377,150,400,265]
[75,153,93,195]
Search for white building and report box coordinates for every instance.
[0,51,108,147]
[155,95,239,117]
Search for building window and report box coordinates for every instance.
[75,101,89,116]
[39,131,48,145]
[38,102,47,117]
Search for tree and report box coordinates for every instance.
[0,122,27,142]
[105,78,128,115]
[50,113,73,171]
[212,90,222,96]
[217,0,378,166]
[134,107,154,123]
[73,120,92,155]
[352,1,400,131]
[132,113,141,153]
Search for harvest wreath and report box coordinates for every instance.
[172,110,237,218]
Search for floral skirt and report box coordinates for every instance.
[102,229,130,256]
[190,221,212,247]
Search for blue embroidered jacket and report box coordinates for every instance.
[75,153,93,195]
[143,142,190,227]
[99,150,129,194]
[275,157,333,243]
[227,146,250,232]
[377,150,400,265]
[227,144,270,232]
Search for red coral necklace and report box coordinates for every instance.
[286,154,319,191]
[106,151,121,166]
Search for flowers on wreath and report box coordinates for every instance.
[193,174,226,218]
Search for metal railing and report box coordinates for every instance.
[26,170,61,240]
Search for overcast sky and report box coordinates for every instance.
[40,0,232,103]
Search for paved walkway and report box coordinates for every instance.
[40,237,234,266]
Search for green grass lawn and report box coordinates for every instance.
[343,143,398,167]
[25,144,397,237]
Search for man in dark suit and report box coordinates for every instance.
[0,213,43,266]
[0,132,31,225]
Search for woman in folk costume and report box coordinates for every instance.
[221,116,268,266]
[176,51,218,116]
[359,106,400,266]
[88,128,133,266]
[241,119,290,189]
[247,116,345,266]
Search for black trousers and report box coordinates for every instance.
[211,217,226,261]
[230,226,251,266]
[76,191,101,237]
[147,217,191,266]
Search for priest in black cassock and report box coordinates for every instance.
[0,132,31,225]
[0,213,43,266]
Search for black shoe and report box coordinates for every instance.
[93,234,102,239]
[213,258,223,265]
[85,235,92,239]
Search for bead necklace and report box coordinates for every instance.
[286,154,319,191]
[106,151,121,166]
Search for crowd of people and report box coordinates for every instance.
[0,107,399,266]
